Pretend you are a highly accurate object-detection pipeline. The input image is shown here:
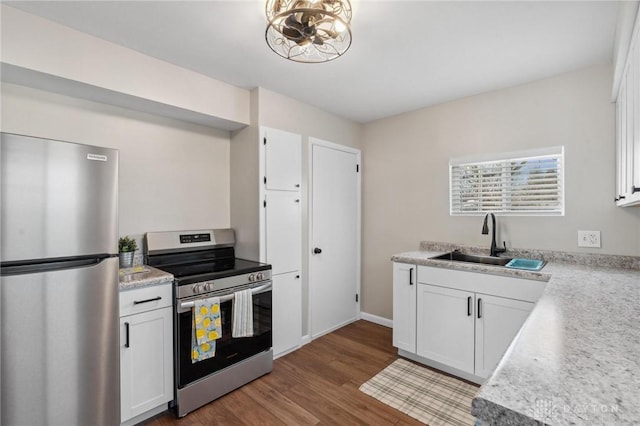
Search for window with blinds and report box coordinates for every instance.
[450,147,564,216]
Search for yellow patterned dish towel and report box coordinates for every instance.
[191,297,221,363]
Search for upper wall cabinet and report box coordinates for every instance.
[262,127,302,191]
[616,10,640,206]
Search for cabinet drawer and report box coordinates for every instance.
[120,283,172,317]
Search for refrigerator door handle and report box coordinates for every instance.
[1,255,114,276]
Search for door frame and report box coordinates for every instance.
[308,137,362,339]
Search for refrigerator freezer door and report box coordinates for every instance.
[1,133,118,262]
[1,256,120,425]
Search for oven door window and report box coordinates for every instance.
[177,287,272,388]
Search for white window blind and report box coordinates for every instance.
[450,147,564,216]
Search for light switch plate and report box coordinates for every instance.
[578,230,601,248]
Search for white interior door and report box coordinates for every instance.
[310,141,360,338]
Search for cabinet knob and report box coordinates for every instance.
[295,184,300,188]
[313,247,322,254]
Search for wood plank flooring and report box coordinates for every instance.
[144,320,474,425]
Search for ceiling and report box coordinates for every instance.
[5,1,619,124]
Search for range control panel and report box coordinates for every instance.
[146,228,235,254]
[179,233,212,244]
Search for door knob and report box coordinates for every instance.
[313,248,322,254]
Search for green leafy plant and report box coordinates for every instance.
[118,236,138,253]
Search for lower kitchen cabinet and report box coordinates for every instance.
[393,263,545,384]
[392,262,416,352]
[474,294,533,378]
[119,283,173,425]
[416,285,533,379]
[272,271,301,356]
[416,284,475,374]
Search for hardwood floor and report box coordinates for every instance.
[144,320,429,425]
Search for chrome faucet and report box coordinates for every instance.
[482,213,507,257]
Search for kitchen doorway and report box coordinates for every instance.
[309,138,361,338]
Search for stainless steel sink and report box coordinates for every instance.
[430,251,512,266]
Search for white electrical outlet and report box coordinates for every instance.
[578,230,601,248]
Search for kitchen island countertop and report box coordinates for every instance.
[119,265,173,290]
[392,249,640,425]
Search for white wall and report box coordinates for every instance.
[361,64,640,320]
[256,87,362,150]
[1,5,250,127]
[1,83,231,237]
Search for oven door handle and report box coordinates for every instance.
[179,282,272,310]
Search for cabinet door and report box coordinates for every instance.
[416,284,475,374]
[617,46,640,206]
[617,88,627,202]
[633,38,640,202]
[263,127,302,191]
[626,62,635,200]
[392,262,416,352]
[475,294,533,379]
[120,307,173,423]
[265,191,301,275]
[272,272,302,356]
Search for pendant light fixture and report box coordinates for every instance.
[265,0,352,63]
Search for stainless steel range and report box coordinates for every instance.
[145,229,272,418]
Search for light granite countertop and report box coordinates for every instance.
[392,246,640,425]
[119,265,173,291]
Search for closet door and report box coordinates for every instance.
[310,141,360,338]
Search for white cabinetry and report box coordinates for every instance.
[265,190,301,275]
[416,284,475,374]
[230,126,303,358]
[392,262,416,352]
[616,11,640,206]
[119,283,173,425]
[272,272,302,355]
[393,263,544,384]
[474,294,533,379]
[416,285,533,380]
[262,127,302,357]
[264,127,302,191]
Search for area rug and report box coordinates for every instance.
[359,358,478,426]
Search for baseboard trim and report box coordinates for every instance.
[301,334,311,345]
[360,312,393,328]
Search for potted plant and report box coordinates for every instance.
[118,236,138,268]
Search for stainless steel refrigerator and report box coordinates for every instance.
[1,132,120,425]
